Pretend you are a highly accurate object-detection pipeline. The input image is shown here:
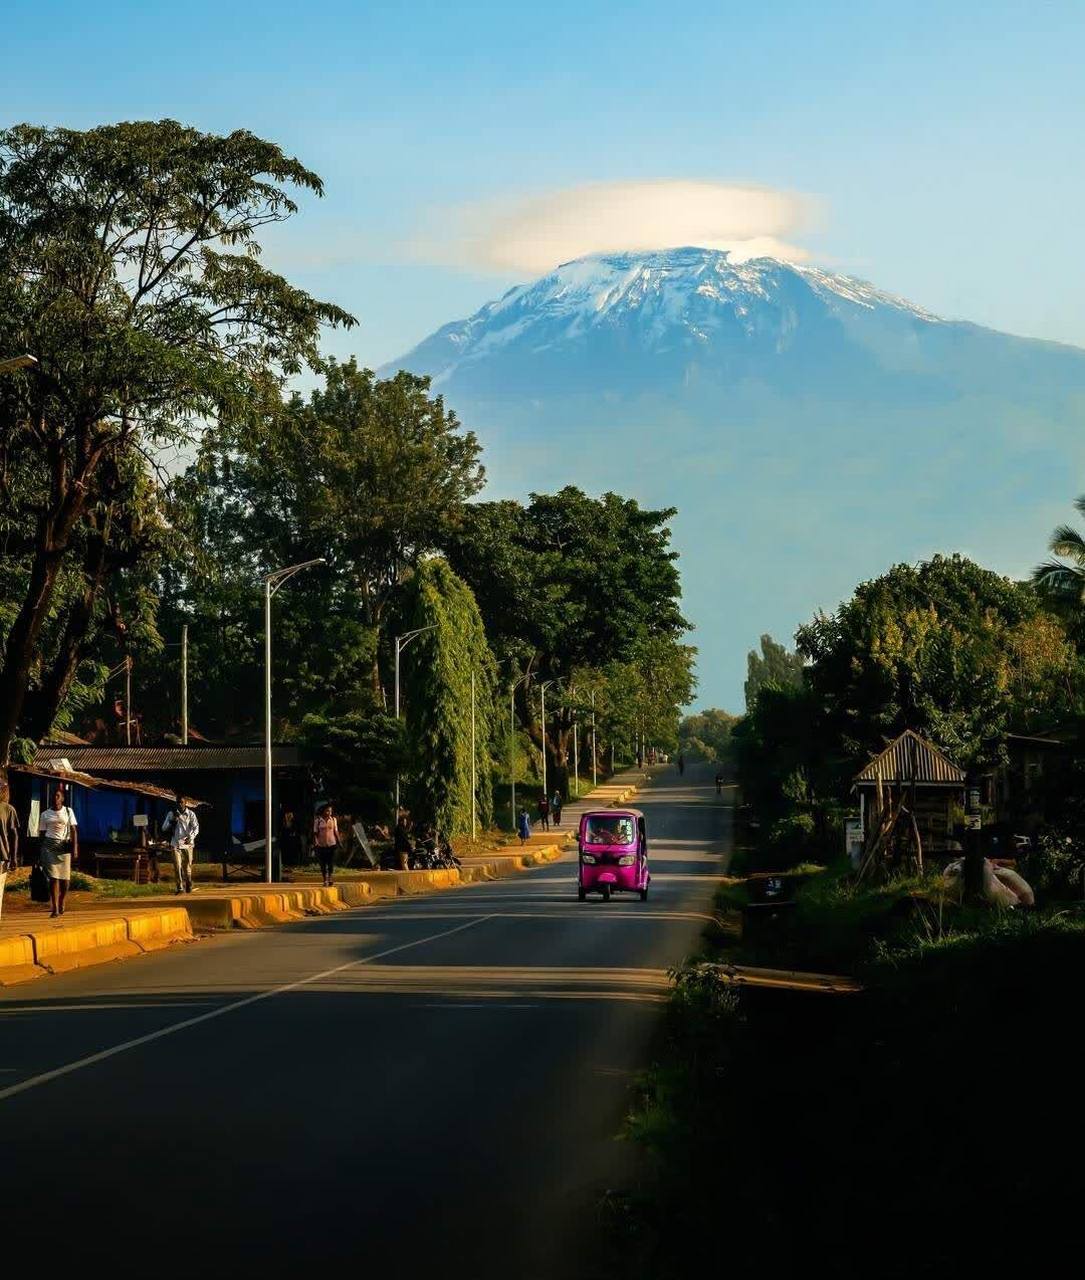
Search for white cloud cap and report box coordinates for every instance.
[414,179,816,275]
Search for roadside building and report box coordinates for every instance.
[853,729,967,858]
[30,742,313,861]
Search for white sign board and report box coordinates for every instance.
[132,814,149,828]
[352,822,376,868]
[27,798,40,838]
[844,816,864,868]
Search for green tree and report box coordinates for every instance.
[679,708,739,762]
[796,554,1082,767]
[0,119,353,760]
[144,359,483,741]
[744,634,804,712]
[400,559,498,836]
[444,487,688,784]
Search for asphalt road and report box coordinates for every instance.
[0,765,729,1277]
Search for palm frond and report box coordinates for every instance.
[1032,559,1085,600]
[1072,495,1085,520]
[1049,524,1085,562]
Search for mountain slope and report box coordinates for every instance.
[387,249,1085,708]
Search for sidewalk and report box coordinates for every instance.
[0,766,651,987]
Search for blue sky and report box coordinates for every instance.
[4,0,1085,707]
[4,0,1084,365]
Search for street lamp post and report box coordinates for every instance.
[510,672,532,827]
[394,625,437,812]
[591,690,598,789]
[470,667,477,840]
[539,679,561,800]
[264,558,324,883]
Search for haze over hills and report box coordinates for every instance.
[386,248,1085,709]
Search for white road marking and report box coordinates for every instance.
[0,915,491,1104]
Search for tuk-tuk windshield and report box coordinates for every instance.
[583,815,636,846]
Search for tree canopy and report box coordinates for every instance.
[744,634,804,712]
[0,119,353,760]
[795,554,1081,766]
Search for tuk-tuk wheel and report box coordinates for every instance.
[577,885,586,901]
[640,887,649,901]
[601,885,611,902]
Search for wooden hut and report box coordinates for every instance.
[854,729,966,862]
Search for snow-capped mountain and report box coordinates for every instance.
[396,248,941,387]
[387,249,1085,709]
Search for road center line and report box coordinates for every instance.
[0,914,492,1104]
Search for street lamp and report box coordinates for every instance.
[539,678,562,800]
[394,625,437,811]
[591,689,598,788]
[509,672,532,827]
[0,354,37,374]
[470,667,477,840]
[263,558,324,883]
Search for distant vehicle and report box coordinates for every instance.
[577,808,650,902]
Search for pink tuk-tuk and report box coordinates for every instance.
[577,808,650,902]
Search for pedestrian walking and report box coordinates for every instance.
[313,803,341,886]
[393,813,413,871]
[0,781,18,924]
[517,807,531,846]
[538,792,550,831]
[677,753,685,776]
[715,771,724,795]
[279,808,303,870]
[39,784,78,917]
[551,789,563,827]
[162,792,199,894]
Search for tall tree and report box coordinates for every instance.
[0,119,353,760]
[400,559,497,835]
[188,358,484,702]
[444,487,688,783]
[796,554,1082,766]
[744,634,805,712]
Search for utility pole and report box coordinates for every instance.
[180,625,189,745]
[125,656,133,746]
[573,715,579,798]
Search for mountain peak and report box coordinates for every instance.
[390,247,941,387]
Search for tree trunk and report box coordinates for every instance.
[0,540,68,762]
[0,475,90,763]
[22,537,110,742]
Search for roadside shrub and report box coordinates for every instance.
[1027,827,1085,898]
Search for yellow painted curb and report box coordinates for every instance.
[125,908,193,952]
[0,933,44,985]
[30,916,140,974]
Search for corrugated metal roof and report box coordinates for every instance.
[853,730,965,786]
[11,764,207,807]
[33,745,305,772]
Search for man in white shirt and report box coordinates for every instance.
[163,794,199,894]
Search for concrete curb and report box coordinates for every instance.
[0,905,196,985]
